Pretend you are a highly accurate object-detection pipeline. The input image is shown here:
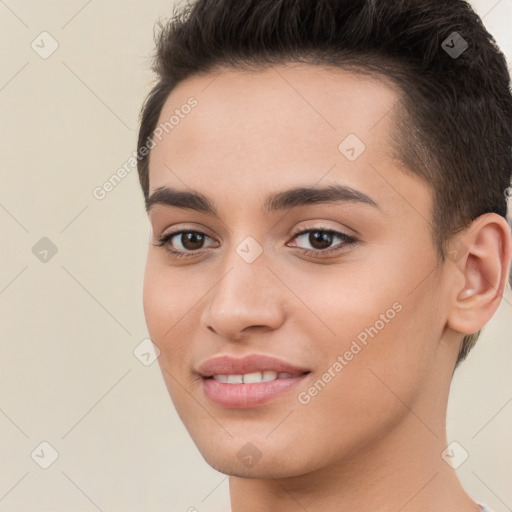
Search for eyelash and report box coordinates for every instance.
[155,227,357,259]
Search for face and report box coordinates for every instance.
[143,64,453,478]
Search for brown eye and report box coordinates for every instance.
[178,232,205,251]
[156,230,216,257]
[290,228,357,257]
[307,231,334,250]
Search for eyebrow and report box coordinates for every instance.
[145,184,379,215]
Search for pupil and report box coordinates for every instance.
[182,232,204,250]
[310,231,331,249]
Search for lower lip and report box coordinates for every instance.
[202,374,309,409]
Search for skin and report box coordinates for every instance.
[142,63,511,512]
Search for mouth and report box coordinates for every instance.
[196,353,310,377]
[200,371,311,409]
[205,370,310,384]
[196,353,311,408]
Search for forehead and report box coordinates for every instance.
[147,64,427,219]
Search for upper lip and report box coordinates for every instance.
[196,354,310,377]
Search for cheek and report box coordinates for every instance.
[143,252,195,323]
[288,249,439,411]
[289,295,434,452]
[142,258,169,340]
[142,256,193,356]
[142,253,220,389]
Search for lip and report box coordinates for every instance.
[196,354,311,409]
[202,374,309,408]
[196,354,310,377]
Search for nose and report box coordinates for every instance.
[200,249,287,341]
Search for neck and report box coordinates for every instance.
[229,411,480,512]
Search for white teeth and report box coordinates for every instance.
[262,371,278,382]
[243,371,269,383]
[211,371,297,383]
[212,374,230,383]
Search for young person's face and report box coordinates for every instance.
[143,64,458,478]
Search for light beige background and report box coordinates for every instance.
[0,1,511,511]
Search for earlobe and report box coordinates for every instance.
[447,213,512,335]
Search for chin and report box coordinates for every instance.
[191,432,330,480]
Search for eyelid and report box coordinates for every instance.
[156,222,218,241]
[290,220,358,238]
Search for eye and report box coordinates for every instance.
[154,226,358,260]
[289,227,357,256]
[155,230,216,258]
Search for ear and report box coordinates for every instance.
[446,213,512,335]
